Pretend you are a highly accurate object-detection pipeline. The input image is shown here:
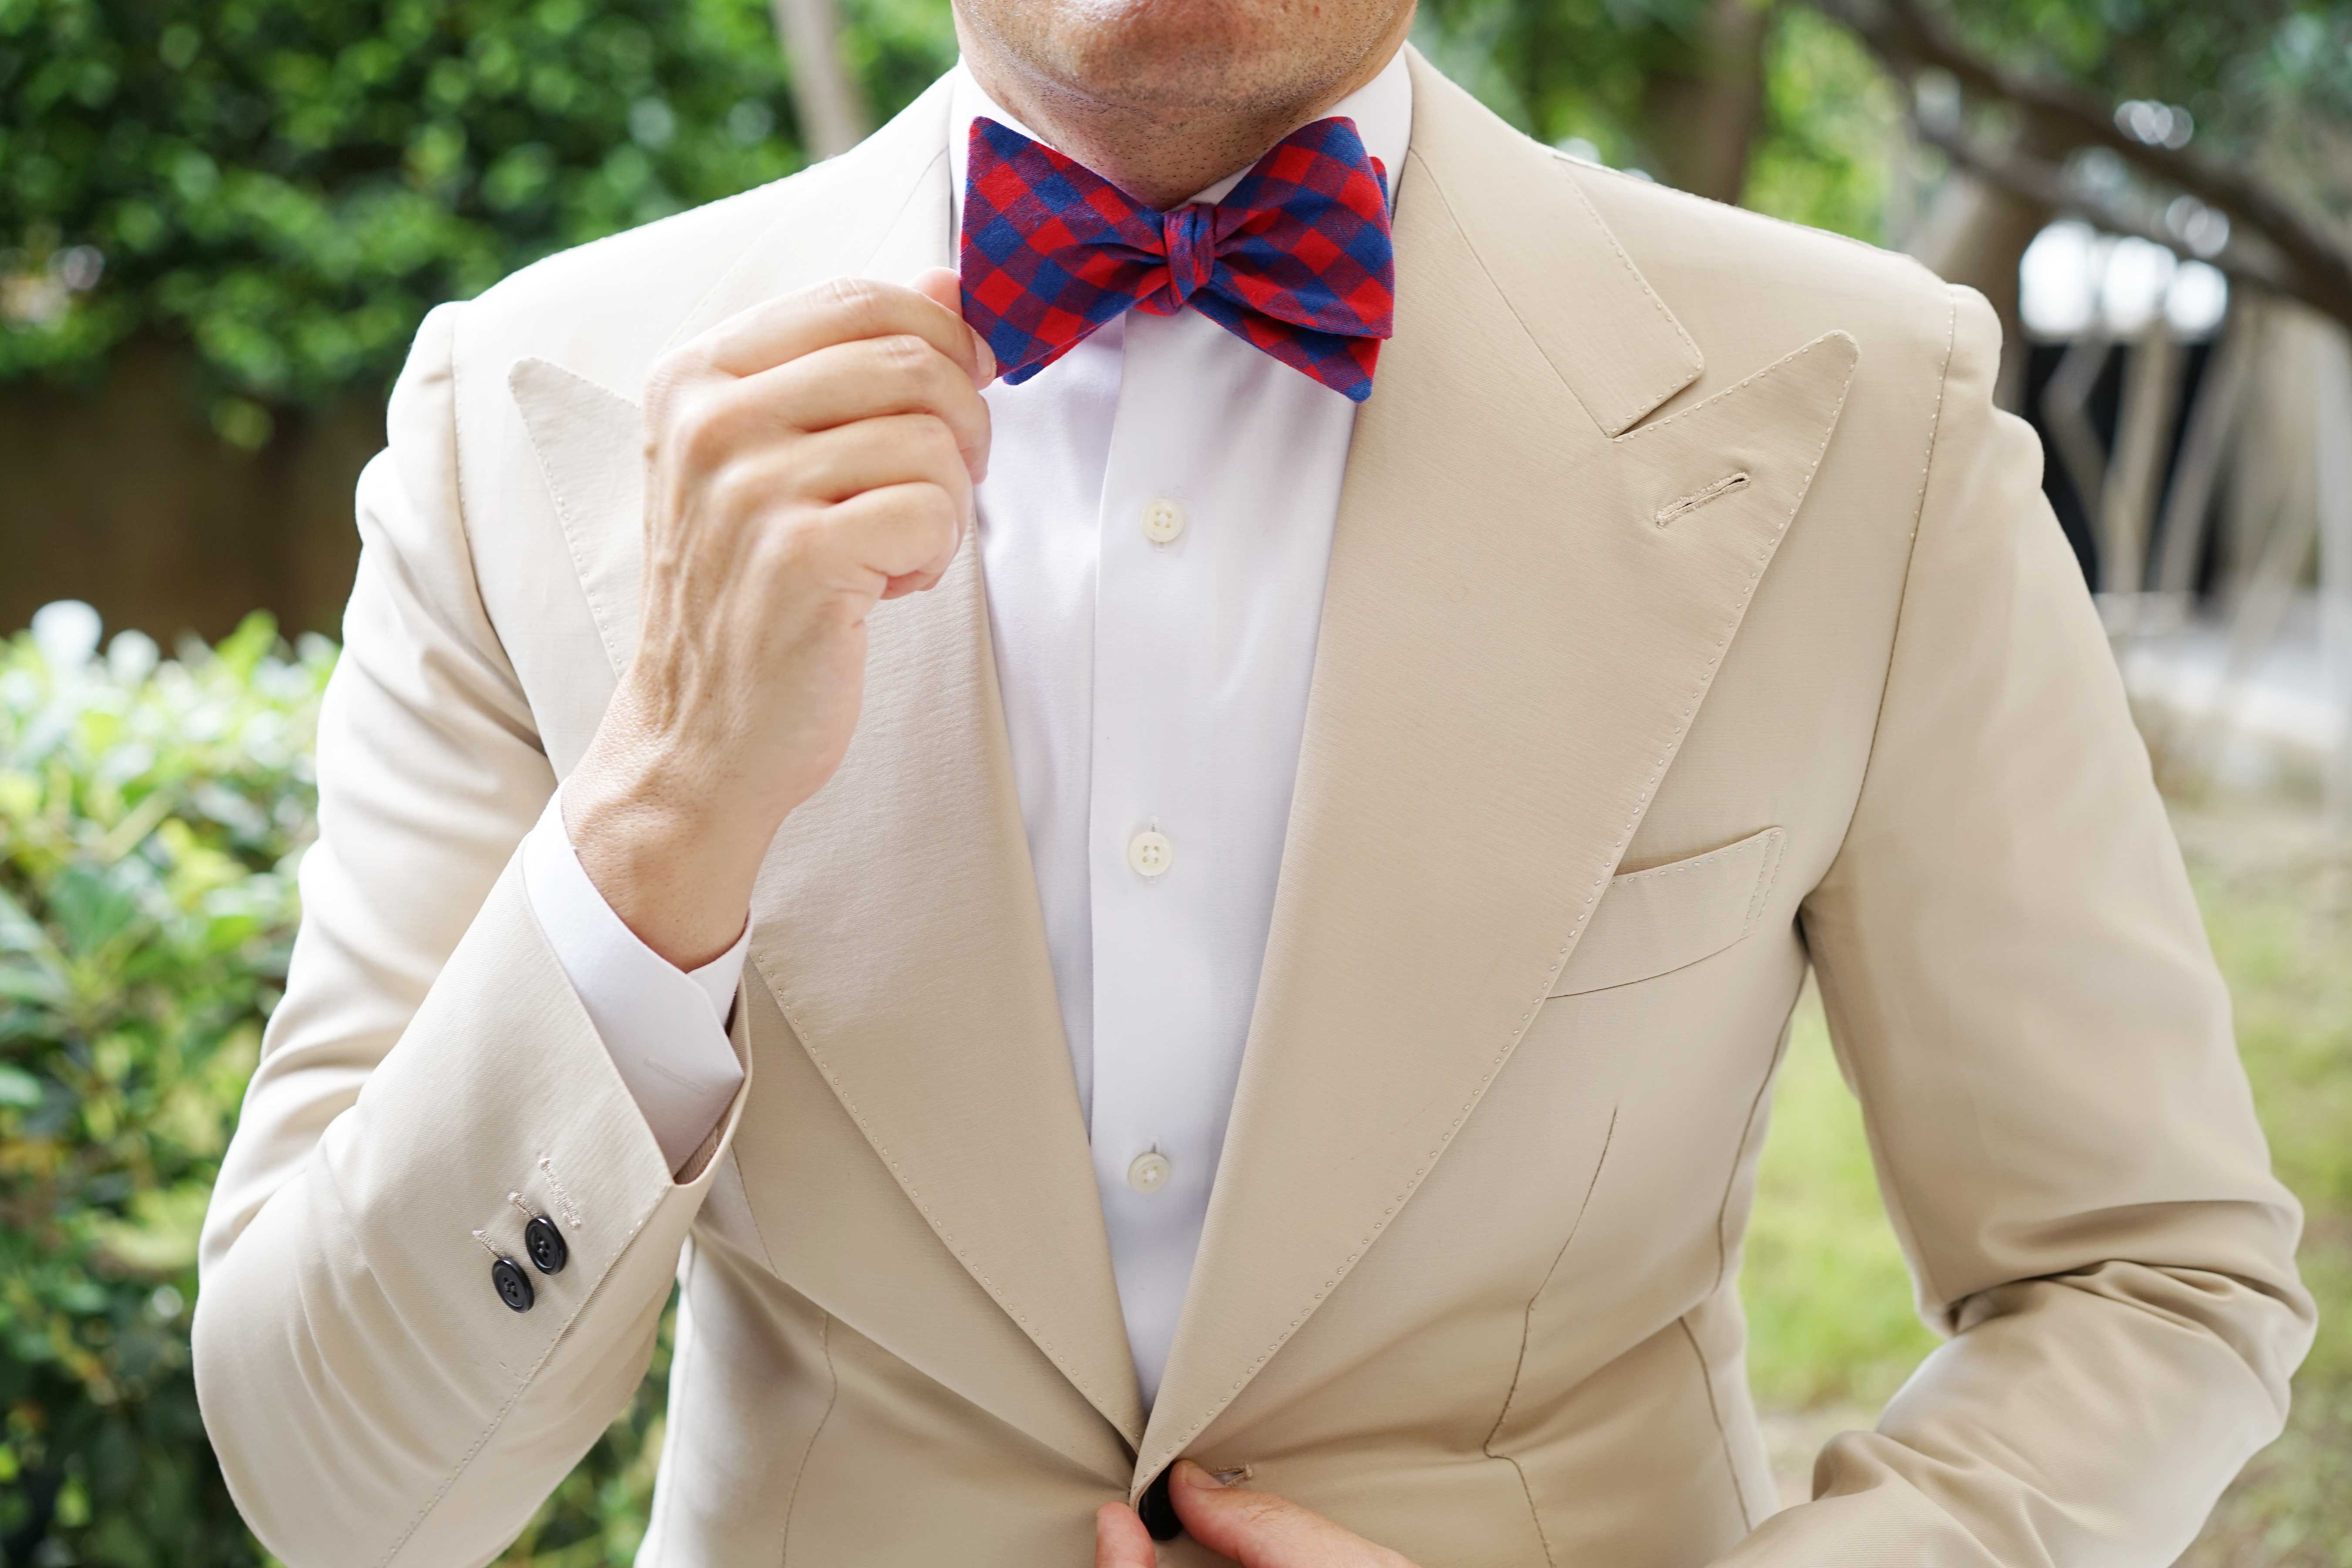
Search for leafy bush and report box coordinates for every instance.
[0,605,679,1568]
[0,0,954,445]
[0,602,325,1565]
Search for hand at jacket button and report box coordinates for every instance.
[1095,1461,1419,1568]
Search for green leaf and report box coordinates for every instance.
[0,1063,43,1107]
[0,887,47,952]
[88,1184,214,1277]
[44,860,143,956]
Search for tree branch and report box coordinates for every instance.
[1812,0,2352,325]
[1909,113,2305,306]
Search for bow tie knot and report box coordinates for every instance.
[1146,205,1218,315]
[959,116,1396,402]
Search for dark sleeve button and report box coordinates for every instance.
[523,1214,568,1275]
[1138,1468,1182,1541]
[491,1256,535,1312]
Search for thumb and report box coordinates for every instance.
[909,265,996,385]
[1095,1502,1159,1568]
[1168,1460,1406,1568]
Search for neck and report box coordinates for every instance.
[955,24,1411,209]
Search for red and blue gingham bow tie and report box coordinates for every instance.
[960,116,1396,402]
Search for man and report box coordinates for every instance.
[192,0,2314,1560]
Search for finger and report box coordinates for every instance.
[813,480,962,599]
[693,275,993,388]
[736,335,991,478]
[1095,1503,1159,1568]
[778,416,974,514]
[1168,1461,1408,1568]
[686,419,968,547]
[909,265,995,385]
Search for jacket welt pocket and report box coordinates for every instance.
[1548,827,1788,997]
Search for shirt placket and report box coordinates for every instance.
[1087,310,1226,1402]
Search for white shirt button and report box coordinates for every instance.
[1141,497,1187,545]
[1126,828,1175,879]
[1127,1151,1173,1194]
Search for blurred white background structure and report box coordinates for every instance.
[2011,217,2352,829]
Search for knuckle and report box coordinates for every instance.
[911,480,958,528]
[910,412,960,463]
[670,394,740,474]
[875,332,933,375]
[899,483,959,547]
[825,274,889,333]
[703,456,766,521]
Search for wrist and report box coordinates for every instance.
[564,716,773,970]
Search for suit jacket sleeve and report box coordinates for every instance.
[1734,284,2315,1566]
[191,301,751,1568]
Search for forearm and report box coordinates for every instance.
[1715,1250,2303,1567]
[193,860,748,1567]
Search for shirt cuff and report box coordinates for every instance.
[520,790,749,1173]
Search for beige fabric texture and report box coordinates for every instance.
[193,50,2314,1568]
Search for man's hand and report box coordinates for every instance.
[1095,1461,1420,1568]
[564,268,994,967]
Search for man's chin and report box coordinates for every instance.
[982,0,1330,115]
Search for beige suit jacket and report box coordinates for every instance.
[193,50,2313,1568]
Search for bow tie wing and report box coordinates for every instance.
[1189,119,1396,403]
[961,120,1169,382]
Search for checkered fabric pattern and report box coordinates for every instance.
[960,116,1396,402]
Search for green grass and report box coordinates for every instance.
[1739,802,2352,1559]
[1740,993,1937,1411]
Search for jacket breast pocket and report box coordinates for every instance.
[1549,827,1788,997]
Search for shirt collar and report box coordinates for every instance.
[945,44,1413,237]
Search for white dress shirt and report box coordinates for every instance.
[523,49,1411,1406]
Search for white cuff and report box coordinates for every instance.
[520,791,749,1172]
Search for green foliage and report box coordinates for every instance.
[1411,0,1910,240]
[1943,0,2352,188]
[0,606,684,1567]
[1411,0,1715,162]
[0,602,327,1565]
[1414,0,2352,249]
[0,0,954,444]
[1744,8,1901,244]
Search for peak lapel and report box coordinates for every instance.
[510,76,1144,1445]
[743,526,1146,1444]
[1135,55,1858,1481]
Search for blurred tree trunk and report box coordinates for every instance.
[1903,111,2065,408]
[1637,0,1774,203]
[770,0,871,159]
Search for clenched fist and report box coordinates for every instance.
[564,268,995,967]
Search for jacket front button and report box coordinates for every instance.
[491,1256,535,1312]
[524,1214,568,1275]
[1138,1468,1182,1541]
